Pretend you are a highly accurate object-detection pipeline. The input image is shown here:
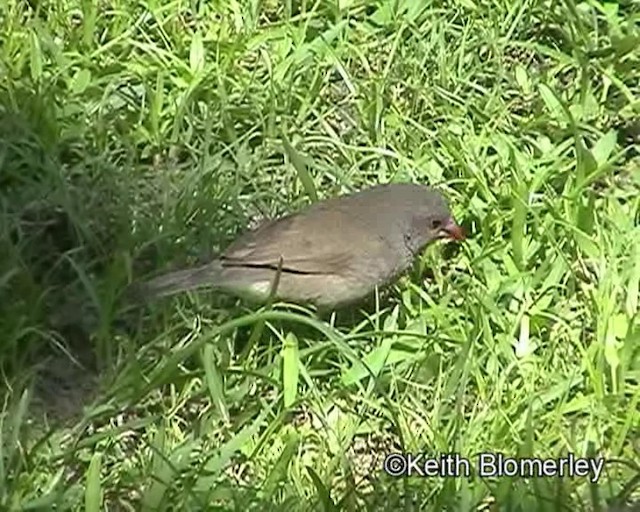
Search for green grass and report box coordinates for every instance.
[1,0,639,510]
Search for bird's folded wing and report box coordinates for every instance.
[221,209,389,275]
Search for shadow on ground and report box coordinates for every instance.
[0,84,242,424]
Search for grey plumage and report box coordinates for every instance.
[133,183,464,308]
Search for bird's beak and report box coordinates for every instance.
[440,217,465,241]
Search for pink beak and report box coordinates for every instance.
[440,217,465,241]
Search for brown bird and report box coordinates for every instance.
[133,183,464,309]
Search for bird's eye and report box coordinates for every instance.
[431,219,443,230]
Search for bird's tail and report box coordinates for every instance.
[127,260,224,302]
